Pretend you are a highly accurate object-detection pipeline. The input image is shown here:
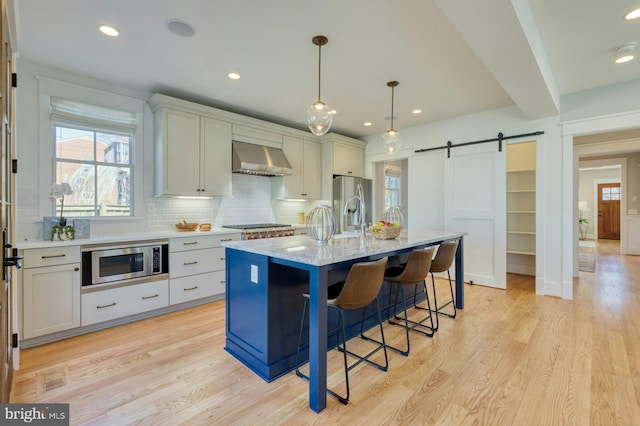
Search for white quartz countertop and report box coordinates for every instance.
[222,230,465,266]
[16,228,242,250]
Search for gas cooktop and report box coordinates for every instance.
[223,223,292,230]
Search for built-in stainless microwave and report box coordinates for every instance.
[82,241,168,286]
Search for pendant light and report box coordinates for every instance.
[383,81,401,154]
[307,35,333,136]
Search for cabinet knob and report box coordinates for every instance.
[74,267,80,272]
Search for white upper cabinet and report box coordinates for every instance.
[321,135,366,178]
[150,95,232,197]
[150,94,366,201]
[200,116,232,196]
[332,141,365,177]
[232,124,283,147]
[273,136,321,199]
[320,134,367,199]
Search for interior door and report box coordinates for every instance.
[598,183,621,240]
[0,0,15,402]
[445,143,506,288]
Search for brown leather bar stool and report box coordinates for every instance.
[366,247,435,356]
[295,256,389,405]
[429,240,459,331]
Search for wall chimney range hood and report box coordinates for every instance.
[231,141,293,177]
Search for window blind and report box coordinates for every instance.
[50,97,137,134]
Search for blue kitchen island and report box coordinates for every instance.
[222,230,465,413]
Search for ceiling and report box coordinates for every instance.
[11,0,640,139]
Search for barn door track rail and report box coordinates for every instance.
[414,131,545,158]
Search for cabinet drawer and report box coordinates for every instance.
[170,247,225,278]
[82,280,169,326]
[169,234,239,252]
[170,270,225,305]
[23,246,81,268]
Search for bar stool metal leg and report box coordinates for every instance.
[295,257,389,405]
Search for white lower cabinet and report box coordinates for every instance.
[22,246,82,339]
[20,232,240,345]
[170,247,225,277]
[23,263,81,339]
[82,280,169,326]
[170,270,226,305]
[168,233,239,305]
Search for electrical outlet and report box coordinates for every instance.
[148,220,159,228]
[251,264,258,283]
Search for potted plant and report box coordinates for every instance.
[49,182,75,240]
[578,216,589,240]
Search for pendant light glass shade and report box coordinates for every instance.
[307,35,332,136]
[383,81,401,154]
[307,101,333,136]
[383,129,401,154]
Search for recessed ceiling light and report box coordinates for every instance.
[615,42,637,63]
[616,54,635,64]
[166,19,195,37]
[625,8,640,20]
[228,72,241,80]
[364,122,372,126]
[412,109,422,114]
[98,25,119,37]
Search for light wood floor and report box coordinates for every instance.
[11,240,640,425]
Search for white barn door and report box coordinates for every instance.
[445,143,506,289]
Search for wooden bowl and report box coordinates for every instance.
[175,222,198,232]
[199,223,212,231]
[371,224,402,240]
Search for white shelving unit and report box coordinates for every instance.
[506,142,536,276]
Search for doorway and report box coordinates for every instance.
[565,123,640,301]
[597,183,621,240]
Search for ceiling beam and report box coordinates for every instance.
[435,0,560,120]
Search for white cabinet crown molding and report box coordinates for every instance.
[148,93,327,142]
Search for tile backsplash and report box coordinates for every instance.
[215,174,276,226]
[18,173,326,242]
[216,174,324,226]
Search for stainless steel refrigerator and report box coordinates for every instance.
[333,176,372,233]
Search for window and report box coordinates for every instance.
[384,164,401,211]
[601,186,621,201]
[51,97,136,217]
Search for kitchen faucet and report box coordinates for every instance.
[343,183,367,238]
